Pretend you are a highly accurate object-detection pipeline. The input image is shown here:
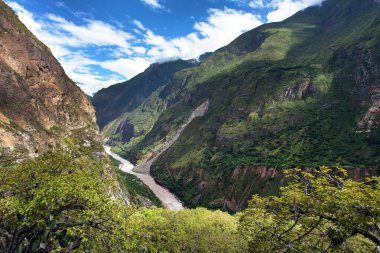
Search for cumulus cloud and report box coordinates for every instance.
[248,0,325,22]
[6,1,262,94]
[144,8,262,61]
[57,53,125,94]
[99,58,152,80]
[46,14,134,54]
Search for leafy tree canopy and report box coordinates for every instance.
[239,167,380,252]
[125,207,245,253]
[0,143,131,253]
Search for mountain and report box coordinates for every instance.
[0,1,100,164]
[96,0,380,212]
[92,59,198,130]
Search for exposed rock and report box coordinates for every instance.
[0,1,99,163]
[333,47,380,132]
[180,165,377,212]
[278,80,317,100]
[106,119,135,145]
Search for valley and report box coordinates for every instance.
[96,0,380,212]
[105,146,183,210]
[1,0,380,251]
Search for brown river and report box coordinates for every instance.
[104,146,184,211]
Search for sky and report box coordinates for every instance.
[5,0,325,95]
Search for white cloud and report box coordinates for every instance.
[140,0,164,10]
[6,1,262,94]
[268,0,325,22]
[144,8,262,61]
[132,19,146,30]
[46,14,134,54]
[100,58,151,80]
[248,0,266,8]
[58,53,125,94]
[5,1,141,94]
[248,0,325,22]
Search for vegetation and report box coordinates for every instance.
[2,147,379,253]
[2,0,379,251]
[116,170,162,207]
[125,208,245,252]
[0,147,243,252]
[92,60,197,129]
[0,146,131,252]
[240,167,380,252]
[100,0,380,210]
[108,154,162,207]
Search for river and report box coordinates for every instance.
[104,146,184,211]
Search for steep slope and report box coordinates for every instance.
[100,0,380,212]
[0,1,100,164]
[92,60,198,130]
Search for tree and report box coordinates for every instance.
[125,208,246,252]
[0,147,131,252]
[239,167,380,252]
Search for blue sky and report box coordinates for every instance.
[5,0,325,94]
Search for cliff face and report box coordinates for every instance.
[0,1,99,163]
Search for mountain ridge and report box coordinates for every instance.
[92,59,198,130]
[95,0,380,211]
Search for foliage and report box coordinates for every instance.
[125,208,246,252]
[239,167,380,252]
[0,147,131,252]
[0,145,245,253]
[116,170,162,207]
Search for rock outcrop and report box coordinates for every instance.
[0,1,99,163]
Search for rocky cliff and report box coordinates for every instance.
[0,1,100,164]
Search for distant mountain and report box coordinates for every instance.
[92,60,198,130]
[198,52,213,62]
[96,0,380,212]
[0,1,100,164]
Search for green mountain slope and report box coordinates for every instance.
[96,0,380,212]
[92,60,197,130]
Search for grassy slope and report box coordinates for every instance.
[110,0,380,211]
